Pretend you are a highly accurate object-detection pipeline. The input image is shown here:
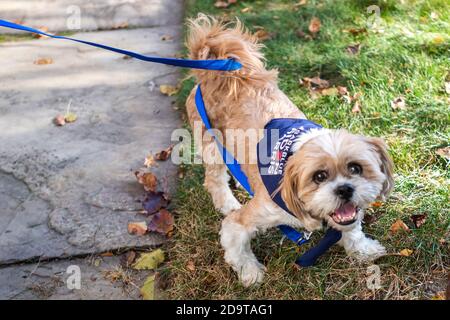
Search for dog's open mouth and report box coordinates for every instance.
[331,203,358,225]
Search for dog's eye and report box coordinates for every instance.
[348,163,363,175]
[313,170,328,183]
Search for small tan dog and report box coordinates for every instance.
[185,15,393,287]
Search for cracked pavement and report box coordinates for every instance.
[0,0,183,299]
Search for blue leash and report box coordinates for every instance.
[0,19,340,267]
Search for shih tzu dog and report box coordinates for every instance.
[185,15,394,287]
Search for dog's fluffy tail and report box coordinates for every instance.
[186,14,277,91]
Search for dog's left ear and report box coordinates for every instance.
[366,137,394,199]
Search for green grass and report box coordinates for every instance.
[165,0,449,299]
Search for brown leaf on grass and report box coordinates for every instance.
[144,154,156,168]
[399,249,413,257]
[371,201,383,208]
[34,58,53,65]
[54,115,65,126]
[343,27,367,36]
[143,191,169,214]
[320,87,339,96]
[127,221,148,235]
[337,86,349,96]
[436,146,450,160]
[391,97,407,110]
[155,145,174,161]
[294,0,308,8]
[254,29,273,42]
[135,171,158,192]
[410,213,427,228]
[186,260,196,272]
[301,76,330,89]
[296,30,313,40]
[159,84,179,96]
[148,209,174,236]
[352,101,362,113]
[308,17,321,35]
[363,214,377,226]
[214,0,237,8]
[346,43,361,55]
[390,219,410,234]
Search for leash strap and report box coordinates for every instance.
[0,19,242,71]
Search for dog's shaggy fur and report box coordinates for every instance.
[185,15,394,287]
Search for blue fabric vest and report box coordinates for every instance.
[257,118,323,216]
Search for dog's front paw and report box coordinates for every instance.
[219,197,242,215]
[238,261,266,287]
[347,238,386,261]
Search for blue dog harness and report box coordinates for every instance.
[0,19,341,267]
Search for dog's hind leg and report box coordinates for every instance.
[203,143,242,215]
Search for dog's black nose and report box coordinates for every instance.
[335,184,354,200]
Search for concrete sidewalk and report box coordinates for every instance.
[0,0,183,299]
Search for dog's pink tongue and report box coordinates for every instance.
[335,203,356,218]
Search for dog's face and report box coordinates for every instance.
[280,130,393,231]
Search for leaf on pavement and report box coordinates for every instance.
[155,145,174,161]
[159,84,179,96]
[140,274,155,300]
[148,209,174,236]
[135,171,158,192]
[34,58,53,65]
[120,251,137,268]
[64,112,78,123]
[54,115,66,126]
[142,191,169,214]
[133,249,165,270]
[127,221,148,235]
[144,154,156,168]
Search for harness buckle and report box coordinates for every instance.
[297,231,312,244]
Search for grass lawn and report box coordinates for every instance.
[165,0,449,300]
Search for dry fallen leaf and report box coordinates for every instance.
[391,96,407,110]
[371,201,383,208]
[436,146,450,160]
[127,221,148,236]
[241,7,251,13]
[363,214,377,226]
[337,86,349,96]
[148,209,174,236]
[399,249,413,257]
[113,22,128,29]
[296,30,313,40]
[121,251,137,268]
[410,213,427,228]
[54,115,65,126]
[214,0,237,8]
[390,219,410,234]
[301,76,330,89]
[320,87,339,96]
[308,17,321,35]
[254,29,273,41]
[135,171,158,192]
[64,112,77,123]
[33,26,49,39]
[343,27,367,36]
[144,154,156,168]
[133,249,165,270]
[140,274,155,300]
[34,58,53,65]
[142,191,169,214]
[159,84,179,96]
[346,43,361,55]
[160,34,173,41]
[352,101,362,113]
[186,260,196,272]
[155,145,174,161]
[294,0,308,8]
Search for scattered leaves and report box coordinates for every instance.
[159,84,179,96]
[390,219,410,234]
[34,58,53,65]
[410,213,427,228]
[135,171,158,192]
[186,260,196,272]
[308,17,321,35]
[155,145,174,161]
[143,191,169,214]
[436,146,450,160]
[399,249,413,257]
[301,76,329,89]
[148,209,174,236]
[140,274,155,300]
[133,249,165,270]
[127,221,148,236]
[54,115,65,126]
[391,96,407,110]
